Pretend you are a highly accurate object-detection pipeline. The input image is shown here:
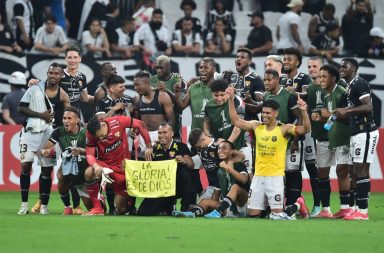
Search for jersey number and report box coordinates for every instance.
[20,144,27,153]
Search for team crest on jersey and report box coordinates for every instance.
[79,80,83,87]
[261,136,270,141]
[209,151,216,158]
[271,136,277,142]
[293,83,298,89]
[245,80,250,87]
[169,151,176,158]
[114,131,121,137]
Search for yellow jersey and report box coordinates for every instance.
[254,124,288,176]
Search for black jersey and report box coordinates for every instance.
[221,71,264,100]
[61,69,87,109]
[281,72,312,93]
[95,95,133,117]
[47,86,64,129]
[191,140,220,172]
[137,90,164,115]
[346,76,377,135]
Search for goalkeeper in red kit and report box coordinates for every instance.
[84,116,153,215]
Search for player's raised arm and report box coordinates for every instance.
[284,94,311,136]
[226,86,260,131]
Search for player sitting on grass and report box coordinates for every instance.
[173,141,247,218]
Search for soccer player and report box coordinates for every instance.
[334,58,379,220]
[132,71,175,159]
[174,57,215,129]
[316,64,352,218]
[305,56,325,217]
[41,106,92,214]
[95,75,133,119]
[150,55,186,140]
[84,116,153,215]
[263,69,304,208]
[94,62,118,104]
[137,122,194,216]
[17,63,68,215]
[227,87,311,220]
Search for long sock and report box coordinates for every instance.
[85,181,103,210]
[285,171,302,205]
[106,187,116,212]
[356,177,370,211]
[39,174,52,205]
[339,191,350,208]
[191,205,204,216]
[60,193,71,207]
[318,177,331,207]
[284,203,299,216]
[20,172,30,202]
[70,185,81,208]
[306,161,320,207]
[217,196,233,214]
[349,187,356,207]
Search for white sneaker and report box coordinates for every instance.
[18,203,29,215]
[39,205,49,215]
[270,212,296,220]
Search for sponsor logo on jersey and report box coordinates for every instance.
[169,151,176,158]
[105,139,123,153]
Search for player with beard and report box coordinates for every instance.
[264,55,283,78]
[281,47,316,211]
[94,62,117,105]
[306,56,325,217]
[85,116,152,215]
[174,57,215,129]
[41,106,92,215]
[132,71,175,159]
[334,58,379,220]
[17,63,69,215]
[150,55,186,140]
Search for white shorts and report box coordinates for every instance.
[303,132,316,161]
[19,126,57,167]
[315,141,336,168]
[197,186,220,203]
[240,144,253,174]
[285,145,304,172]
[335,145,352,165]
[247,176,284,210]
[350,130,379,164]
[138,130,158,158]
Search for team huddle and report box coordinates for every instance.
[16,44,379,220]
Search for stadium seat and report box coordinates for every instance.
[234,27,251,49]
[300,12,313,53]
[374,16,384,28]
[263,11,283,31]
[372,0,384,16]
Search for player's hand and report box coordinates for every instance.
[285,86,295,92]
[175,155,186,165]
[70,147,81,156]
[94,165,103,178]
[41,110,53,123]
[145,147,153,161]
[112,102,126,111]
[215,138,225,145]
[311,112,321,121]
[297,94,307,112]
[225,86,235,99]
[320,108,331,118]
[333,108,348,118]
[28,78,40,87]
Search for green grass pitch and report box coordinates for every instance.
[1,192,384,253]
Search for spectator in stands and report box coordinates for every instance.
[81,18,112,58]
[32,15,69,56]
[308,23,340,61]
[244,11,272,56]
[276,0,305,54]
[303,0,325,15]
[204,18,232,55]
[0,13,22,53]
[172,17,201,56]
[134,8,171,59]
[12,0,35,50]
[103,2,120,40]
[175,0,202,34]
[366,27,384,57]
[205,0,236,44]
[2,71,26,125]
[308,3,339,42]
[133,0,156,29]
[341,0,373,56]
[110,17,139,59]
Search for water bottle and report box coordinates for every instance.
[324,114,336,131]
